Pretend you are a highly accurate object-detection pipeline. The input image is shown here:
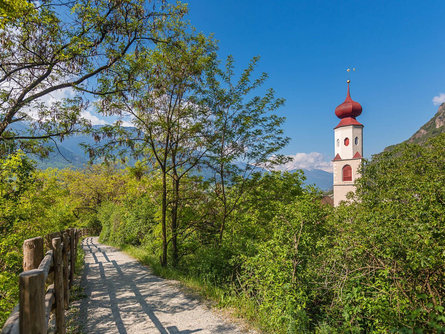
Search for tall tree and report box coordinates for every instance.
[0,0,185,156]
[202,56,289,244]
[91,25,216,266]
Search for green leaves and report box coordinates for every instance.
[0,153,80,326]
[0,0,185,155]
[0,0,35,28]
[320,134,445,331]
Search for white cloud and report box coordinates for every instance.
[19,87,77,120]
[40,87,76,104]
[119,120,134,127]
[273,152,332,173]
[35,88,110,126]
[433,93,445,106]
[82,110,108,125]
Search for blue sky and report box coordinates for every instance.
[181,0,445,169]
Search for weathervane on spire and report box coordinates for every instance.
[346,67,356,83]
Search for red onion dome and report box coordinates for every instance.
[335,80,362,119]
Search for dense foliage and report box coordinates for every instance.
[323,133,445,332]
[1,135,444,332]
[0,0,185,155]
[96,134,445,333]
[0,152,80,325]
[1,0,443,332]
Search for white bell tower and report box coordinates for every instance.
[333,80,363,206]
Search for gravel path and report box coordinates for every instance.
[79,237,248,334]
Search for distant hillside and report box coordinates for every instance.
[33,133,93,169]
[385,103,445,151]
[292,168,332,191]
[28,130,333,191]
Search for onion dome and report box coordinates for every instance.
[335,80,362,119]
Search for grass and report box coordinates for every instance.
[121,244,225,300]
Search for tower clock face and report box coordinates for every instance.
[344,137,349,146]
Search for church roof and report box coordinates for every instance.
[334,117,364,129]
[335,81,362,119]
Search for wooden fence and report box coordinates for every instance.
[1,228,90,334]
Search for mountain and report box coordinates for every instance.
[192,163,333,191]
[33,133,94,169]
[408,103,445,144]
[28,131,334,190]
[299,169,333,191]
[385,103,445,151]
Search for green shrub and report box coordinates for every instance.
[0,153,78,326]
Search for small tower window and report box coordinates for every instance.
[337,139,339,147]
[355,137,359,145]
[344,137,349,146]
[342,165,352,181]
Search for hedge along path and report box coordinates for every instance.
[79,237,252,334]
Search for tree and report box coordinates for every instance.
[90,25,216,266]
[0,0,185,156]
[0,0,34,27]
[319,133,445,331]
[239,190,330,333]
[202,56,289,244]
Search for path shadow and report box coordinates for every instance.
[80,237,209,333]
[166,326,202,334]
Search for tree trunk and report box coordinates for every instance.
[161,171,168,267]
[218,214,226,245]
[171,174,179,267]
[218,161,227,245]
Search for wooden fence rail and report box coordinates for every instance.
[1,228,90,334]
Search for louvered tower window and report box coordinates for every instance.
[342,165,352,181]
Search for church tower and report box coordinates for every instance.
[333,80,363,206]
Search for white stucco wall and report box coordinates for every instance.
[333,123,363,206]
[333,158,362,186]
[334,125,363,159]
[333,184,356,206]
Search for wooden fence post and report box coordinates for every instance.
[62,231,70,309]
[19,269,46,334]
[69,228,75,288]
[23,237,44,271]
[52,237,65,334]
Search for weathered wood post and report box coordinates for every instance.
[23,237,44,271]
[62,231,70,309]
[19,269,46,334]
[69,228,75,288]
[52,237,65,334]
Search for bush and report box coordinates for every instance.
[317,134,445,332]
[0,153,78,326]
[98,197,156,247]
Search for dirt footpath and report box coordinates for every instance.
[79,237,251,334]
